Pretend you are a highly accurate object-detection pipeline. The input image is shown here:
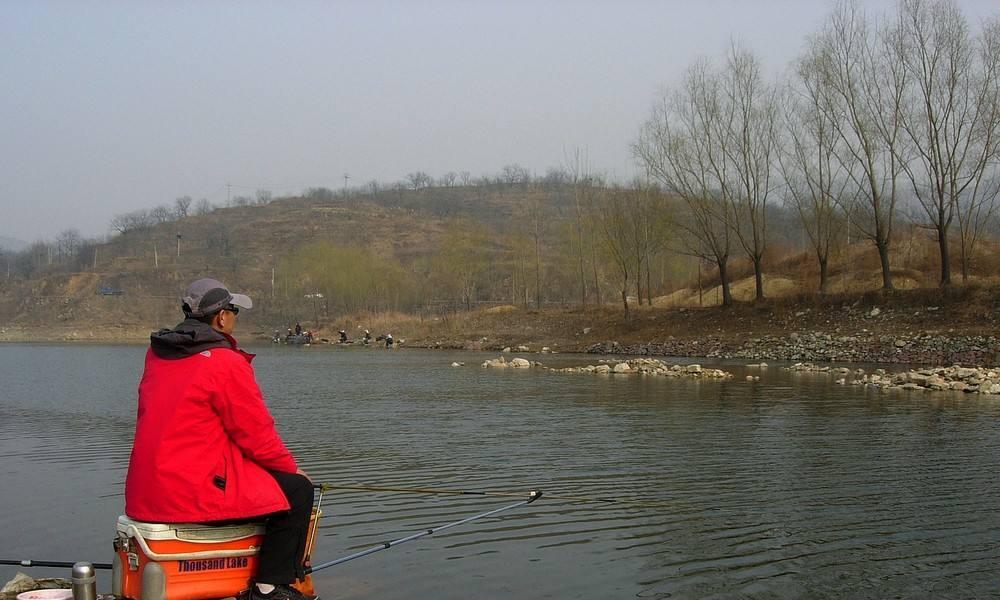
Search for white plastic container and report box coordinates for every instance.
[16,590,75,600]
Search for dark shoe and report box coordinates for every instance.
[249,584,318,600]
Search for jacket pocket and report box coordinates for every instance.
[213,455,228,491]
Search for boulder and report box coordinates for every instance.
[613,362,632,373]
[510,358,531,368]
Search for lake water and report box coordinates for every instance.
[1,344,999,599]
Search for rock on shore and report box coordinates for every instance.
[552,358,733,379]
[782,362,1000,395]
[856,365,1000,394]
[477,356,734,379]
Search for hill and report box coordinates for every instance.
[1,183,998,368]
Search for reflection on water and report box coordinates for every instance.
[1,345,999,599]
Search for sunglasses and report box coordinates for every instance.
[224,304,240,315]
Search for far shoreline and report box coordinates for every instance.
[2,324,996,370]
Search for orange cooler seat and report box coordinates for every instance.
[113,516,318,600]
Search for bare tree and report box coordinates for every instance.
[512,194,549,308]
[635,184,672,305]
[812,1,907,290]
[194,198,213,215]
[55,228,82,262]
[781,48,856,293]
[717,44,779,301]
[406,172,432,189]
[149,204,173,224]
[595,187,635,320]
[956,174,1000,280]
[110,209,152,234]
[564,148,599,306]
[255,189,273,205]
[893,0,1000,286]
[174,196,192,219]
[500,164,531,186]
[634,59,736,305]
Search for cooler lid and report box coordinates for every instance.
[117,515,265,541]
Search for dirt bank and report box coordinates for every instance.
[3,286,998,367]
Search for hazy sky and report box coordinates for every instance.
[2,0,998,243]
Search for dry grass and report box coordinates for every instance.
[654,276,801,307]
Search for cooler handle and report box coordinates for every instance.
[123,525,260,562]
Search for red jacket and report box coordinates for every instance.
[125,323,297,523]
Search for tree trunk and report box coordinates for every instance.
[635,255,643,306]
[534,235,542,308]
[877,240,894,290]
[818,254,829,295]
[645,259,653,306]
[753,256,764,301]
[620,286,629,321]
[717,258,733,307]
[591,246,602,306]
[960,241,970,283]
[938,226,951,287]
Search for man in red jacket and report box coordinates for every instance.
[125,278,316,600]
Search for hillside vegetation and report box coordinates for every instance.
[1,181,997,348]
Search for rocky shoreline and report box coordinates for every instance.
[586,332,1000,368]
[786,362,1000,395]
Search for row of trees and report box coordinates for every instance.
[109,191,277,235]
[635,0,1000,299]
[6,0,998,320]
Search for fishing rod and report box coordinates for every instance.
[0,559,112,570]
[317,482,674,508]
[306,490,542,573]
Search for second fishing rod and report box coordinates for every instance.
[314,482,675,508]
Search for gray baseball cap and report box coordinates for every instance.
[182,278,253,317]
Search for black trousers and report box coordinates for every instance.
[255,471,315,585]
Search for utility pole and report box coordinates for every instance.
[343,173,350,195]
[153,242,158,268]
[227,182,232,206]
[176,234,182,258]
